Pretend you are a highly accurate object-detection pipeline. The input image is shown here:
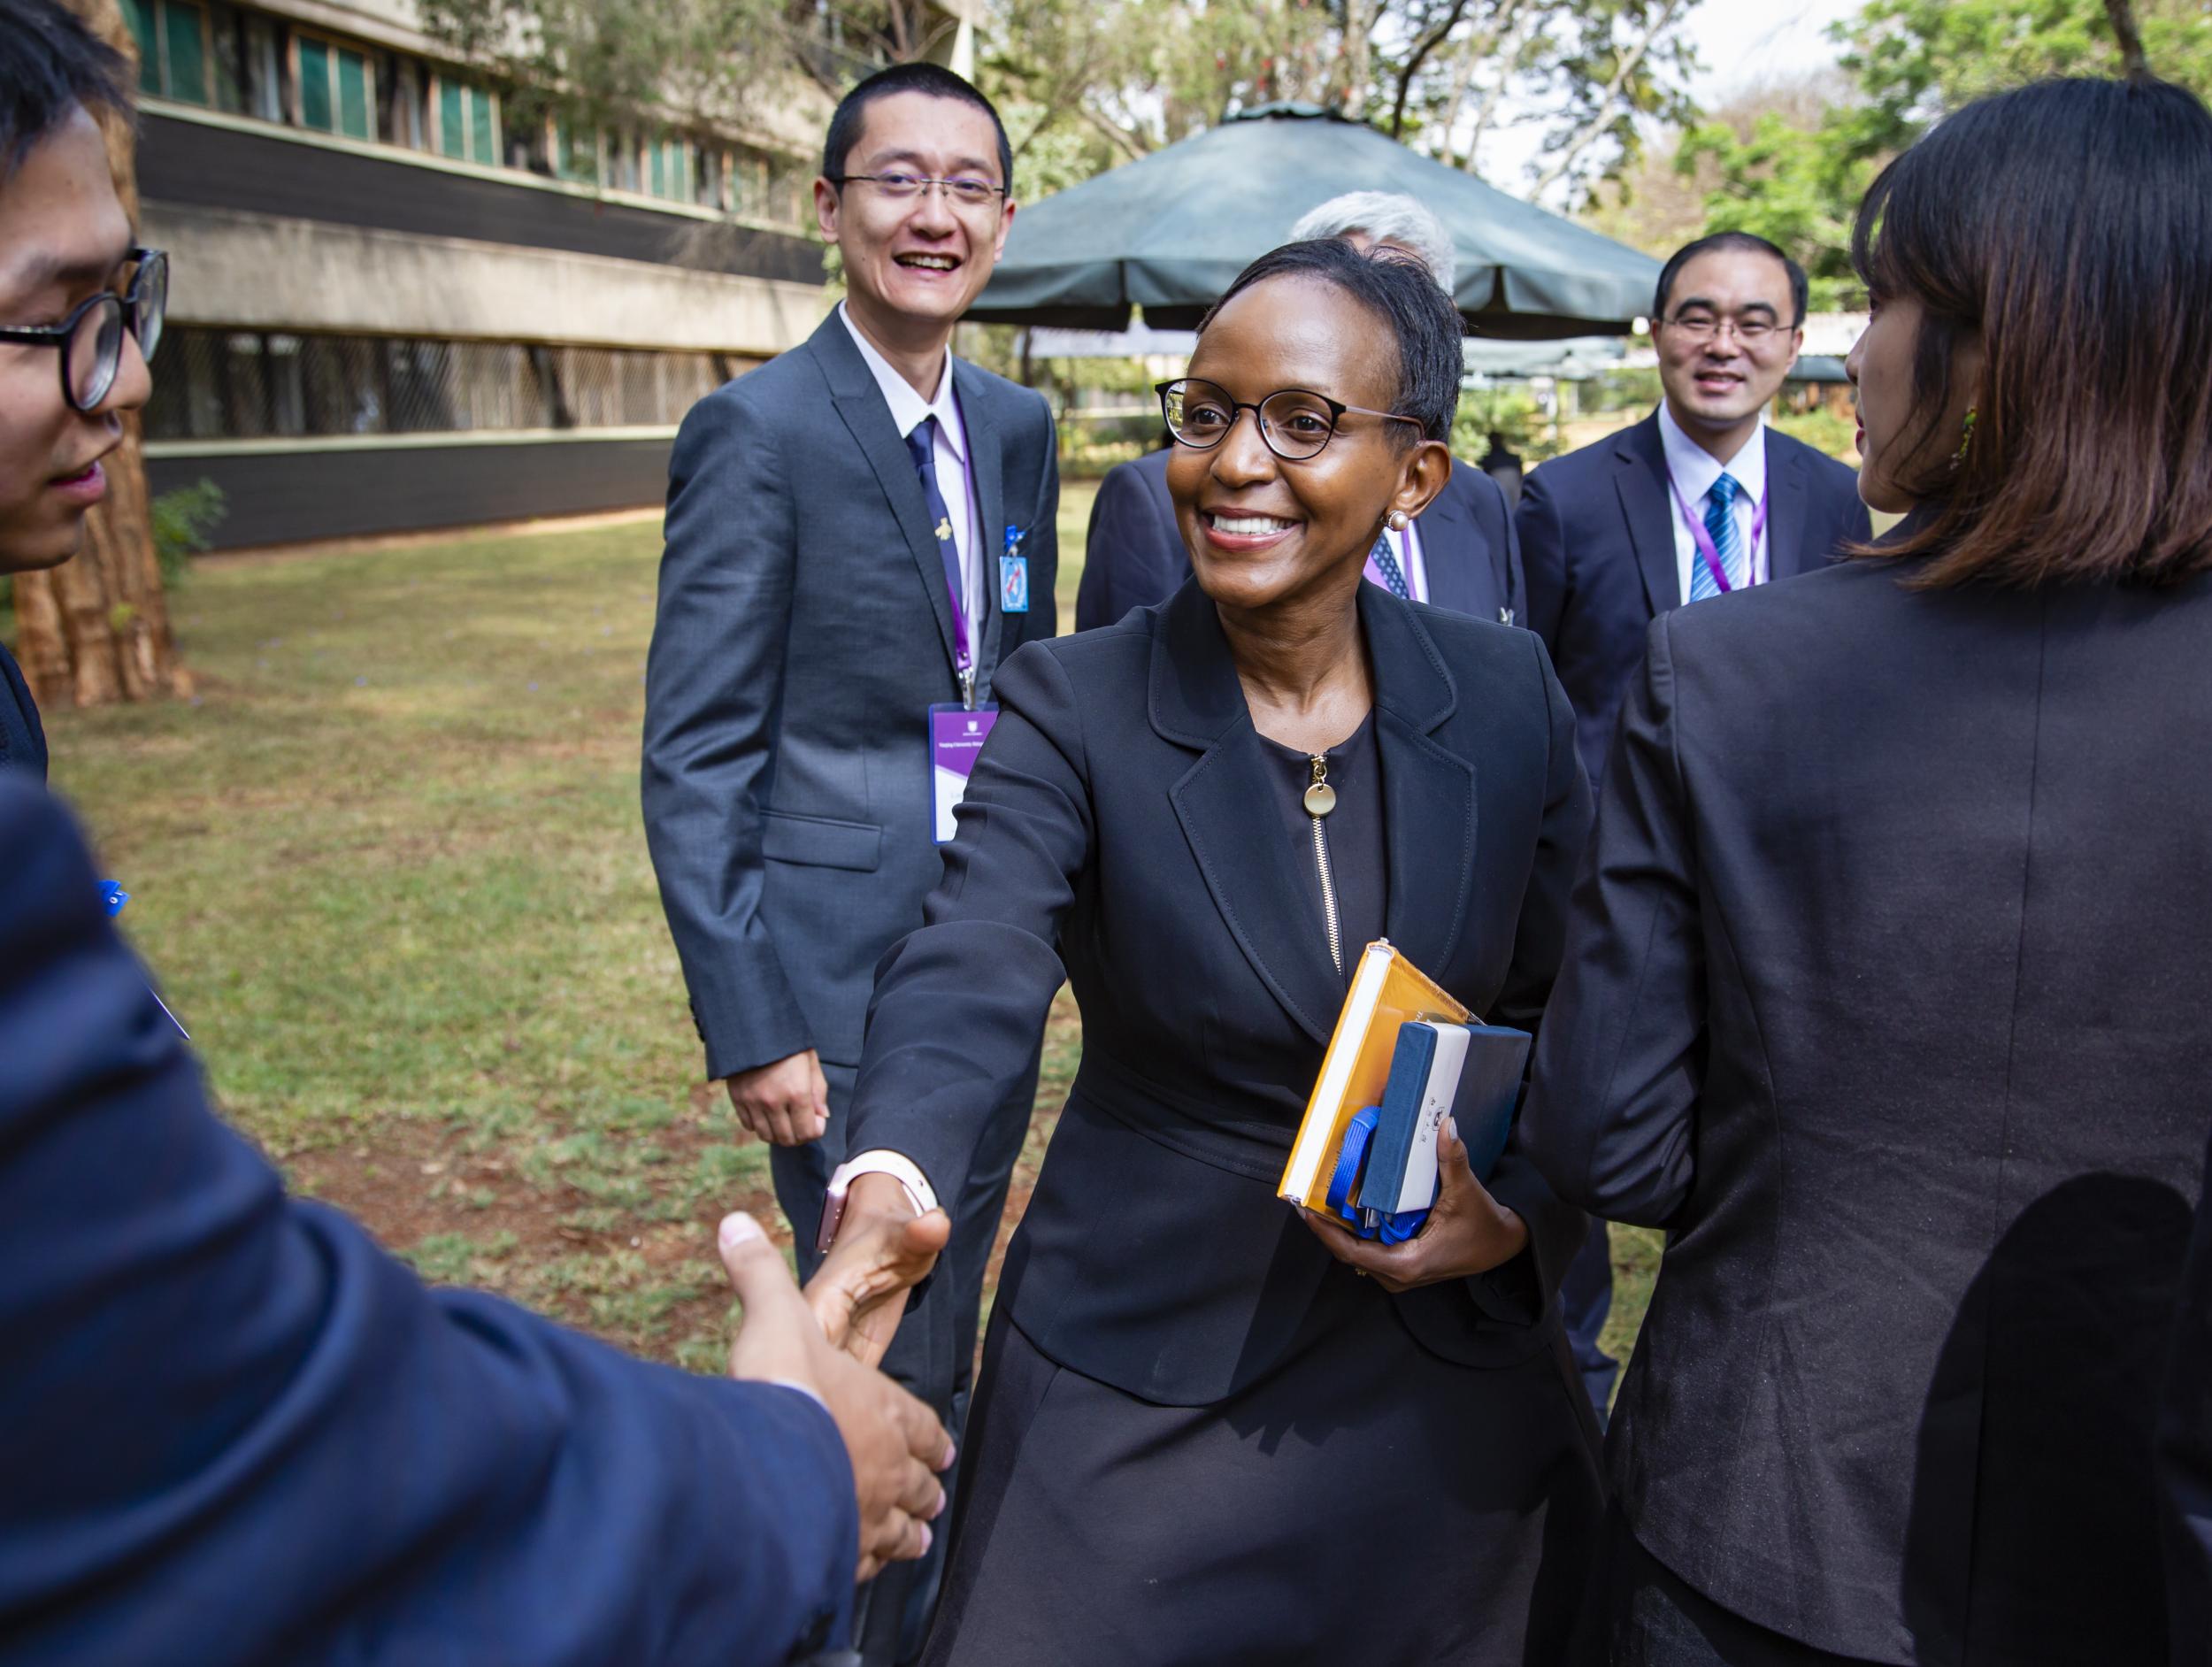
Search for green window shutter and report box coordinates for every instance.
[439,80,465,158]
[648,139,665,198]
[124,0,160,93]
[297,38,332,131]
[163,0,208,104]
[470,89,496,165]
[336,49,370,140]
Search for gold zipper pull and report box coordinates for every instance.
[1303,753,1337,817]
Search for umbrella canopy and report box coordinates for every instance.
[972,104,1662,341]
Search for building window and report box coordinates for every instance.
[144,327,752,442]
[555,119,601,185]
[646,135,693,204]
[436,77,500,166]
[126,0,211,105]
[380,56,430,151]
[296,35,373,141]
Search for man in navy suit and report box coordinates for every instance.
[1517,230,1872,1420]
[0,1,158,779]
[642,62,1056,1663]
[0,776,954,1665]
[1075,193,1523,632]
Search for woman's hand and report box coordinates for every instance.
[1300,1118,1529,1293]
[805,1172,951,1367]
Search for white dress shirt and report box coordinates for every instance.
[1657,402,1771,600]
[838,302,984,660]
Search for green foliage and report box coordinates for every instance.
[1454,386,1566,465]
[150,478,227,585]
[1771,404,1860,466]
[1679,0,2212,311]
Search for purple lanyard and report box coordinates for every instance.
[1665,468,1770,594]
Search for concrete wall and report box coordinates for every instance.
[146,201,827,354]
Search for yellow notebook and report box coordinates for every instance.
[1278,940,1473,1212]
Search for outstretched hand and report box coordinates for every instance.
[806,1172,950,1368]
[1300,1118,1529,1293]
[721,1212,955,1583]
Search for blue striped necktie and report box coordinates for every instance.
[1687,471,1744,603]
[1369,533,1410,599]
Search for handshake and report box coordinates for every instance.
[721,1202,955,1583]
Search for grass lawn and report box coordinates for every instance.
[34,476,1658,1385]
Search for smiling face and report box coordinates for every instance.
[815,89,1013,341]
[1167,274,1449,616]
[0,108,150,572]
[1655,247,1802,444]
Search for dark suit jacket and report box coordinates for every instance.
[1522,556,2212,1663]
[2162,1121,2212,1666]
[1517,411,1871,788]
[846,579,1592,1405]
[0,778,857,1665]
[1075,449,1525,632]
[0,637,48,779]
[644,312,1059,1079]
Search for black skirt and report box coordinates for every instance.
[921,1258,1605,1666]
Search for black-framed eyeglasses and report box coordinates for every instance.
[0,246,167,413]
[1156,377,1424,463]
[830,172,1008,209]
[1658,309,1788,344]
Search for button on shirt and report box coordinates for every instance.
[1658,401,1770,602]
[838,301,983,643]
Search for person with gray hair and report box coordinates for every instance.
[1075,196,1522,633]
[1287,190,1458,298]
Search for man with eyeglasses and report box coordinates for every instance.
[0,5,160,780]
[643,59,1058,1666]
[1516,230,1870,1425]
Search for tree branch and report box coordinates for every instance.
[1389,0,1474,138]
[2103,0,2149,80]
[1529,0,1683,194]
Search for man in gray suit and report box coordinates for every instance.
[642,61,1056,1663]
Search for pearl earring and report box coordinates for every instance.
[1386,511,1409,530]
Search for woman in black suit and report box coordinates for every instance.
[1523,76,2212,1666]
[808,239,1603,1663]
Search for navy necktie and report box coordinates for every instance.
[1369,532,1410,599]
[1687,471,1744,603]
[905,417,968,657]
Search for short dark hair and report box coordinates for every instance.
[1654,231,1809,328]
[1200,239,1465,446]
[1851,75,2212,588]
[821,63,1012,193]
[1,0,130,181]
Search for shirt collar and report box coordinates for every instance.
[838,301,967,461]
[1657,399,1767,508]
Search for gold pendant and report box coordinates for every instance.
[1303,781,1338,817]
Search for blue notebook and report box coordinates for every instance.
[1354,1020,1532,1235]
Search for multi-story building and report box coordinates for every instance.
[126,0,971,548]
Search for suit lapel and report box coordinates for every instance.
[956,364,1010,696]
[1156,583,1472,1046]
[811,315,963,684]
[1764,433,1816,578]
[1616,413,1678,617]
[1414,468,1479,616]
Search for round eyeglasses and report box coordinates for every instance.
[830,172,1008,210]
[1155,377,1424,463]
[0,247,168,413]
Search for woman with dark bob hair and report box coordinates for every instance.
[807,238,1604,1661]
[1525,73,2212,1666]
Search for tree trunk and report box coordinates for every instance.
[11,0,188,710]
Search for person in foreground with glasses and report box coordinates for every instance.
[809,238,1603,1663]
[1511,230,1870,1428]
[0,2,160,780]
[1,6,952,1662]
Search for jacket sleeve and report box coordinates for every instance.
[1467,630,1595,1320]
[2162,1124,2212,1665]
[1075,458,1187,632]
[846,642,1093,1204]
[642,385,813,1082]
[1520,612,1707,1228]
[1515,458,1571,650]
[0,781,856,1667]
[1027,392,1062,642]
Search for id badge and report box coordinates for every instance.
[928,703,1000,842]
[999,553,1030,614]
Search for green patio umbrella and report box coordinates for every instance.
[971,104,1662,340]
